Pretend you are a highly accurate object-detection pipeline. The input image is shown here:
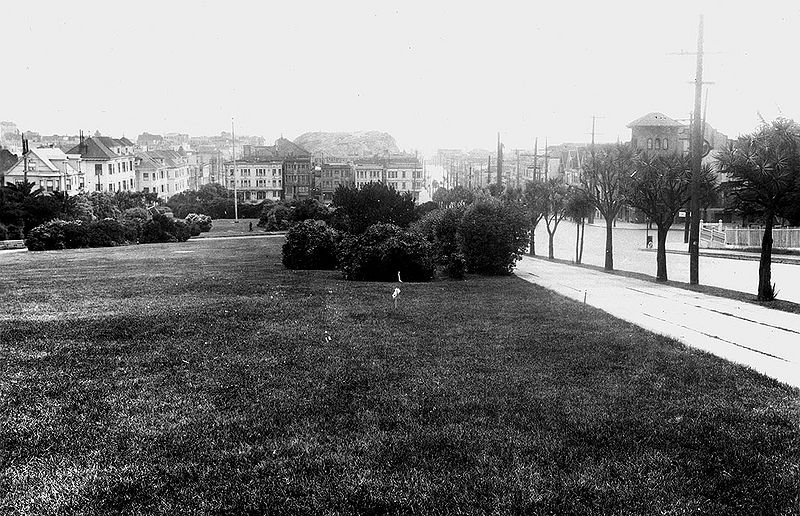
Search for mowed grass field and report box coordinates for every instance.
[1,237,799,515]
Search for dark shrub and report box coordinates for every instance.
[337,223,435,282]
[0,223,7,241]
[413,207,466,278]
[141,213,181,244]
[6,225,23,240]
[259,204,292,231]
[282,220,339,270]
[87,218,127,247]
[62,221,90,248]
[172,219,191,242]
[460,200,528,275]
[185,213,212,232]
[122,219,142,243]
[25,220,68,251]
[332,182,418,234]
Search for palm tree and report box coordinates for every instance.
[716,118,800,300]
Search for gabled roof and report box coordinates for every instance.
[66,137,118,159]
[275,137,310,158]
[627,112,685,128]
[119,137,134,147]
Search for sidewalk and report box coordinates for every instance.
[514,256,800,389]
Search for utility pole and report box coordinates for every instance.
[543,137,549,181]
[689,15,704,285]
[496,132,503,186]
[533,137,538,181]
[231,118,239,222]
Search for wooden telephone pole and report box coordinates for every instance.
[689,15,705,285]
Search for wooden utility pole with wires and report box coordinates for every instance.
[689,15,705,285]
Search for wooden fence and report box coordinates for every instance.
[724,228,800,248]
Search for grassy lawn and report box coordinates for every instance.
[1,238,798,514]
[194,218,272,238]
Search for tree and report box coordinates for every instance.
[716,118,800,300]
[626,153,716,281]
[541,179,569,259]
[581,143,636,270]
[332,182,417,234]
[565,186,593,264]
[522,179,547,256]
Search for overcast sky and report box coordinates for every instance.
[4,0,800,155]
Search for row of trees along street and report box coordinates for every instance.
[435,117,800,302]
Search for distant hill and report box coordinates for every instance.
[294,131,400,158]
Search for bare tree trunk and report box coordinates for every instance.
[579,220,585,263]
[604,218,614,270]
[529,223,537,256]
[548,228,555,259]
[656,224,670,282]
[758,213,775,301]
[575,220,580,263]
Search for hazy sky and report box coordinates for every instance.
[4,0,800,155]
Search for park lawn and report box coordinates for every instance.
[0,237,798,515]
[193,218,281,239]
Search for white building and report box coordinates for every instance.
[225,158,284,203]
[66,136,137,193]
[135,149,192,199]
[4,147,83,193]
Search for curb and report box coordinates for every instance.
[642,247,800,265]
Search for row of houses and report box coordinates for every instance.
[0,135,198,199]
[225,139,427,204]
[1,133,429,205]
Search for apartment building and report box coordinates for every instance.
[135,149,192,199]
[66,136,137,193]
[225,158,284,203]
[353,163,384,188]
[318,163,353,202]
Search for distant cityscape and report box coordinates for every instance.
[0,113,729,209]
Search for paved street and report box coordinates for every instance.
[533,221,800,304]
[515,256,800,389]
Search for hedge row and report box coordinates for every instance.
[25,214,191,251]
[281,199,528,282]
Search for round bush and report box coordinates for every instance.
[282,220,339,270]
[460,200,527,275]
[185,213,213,232]
[25,220,69,251]
[336,223,435,282]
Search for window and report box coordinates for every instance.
[95,183,101,191]
[108,183,114,192]
[95,164,102,176]
[647,138,653,150]
[130,179,134,188]
[402,171,406,179]
[143,173,149,180]
[256,191,266,200]
[402,182,407,190]
[663,139,668,150]
[79,180,84,190]
[161,185,165,193]
[109,163,114,175]
[655,138,661,150]
[66,180,72,191]
[143,187,150,193]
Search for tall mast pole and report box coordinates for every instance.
[689,15,704,285]
[533,137,538,181]
[231,118,239,221]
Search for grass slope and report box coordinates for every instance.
[1,237,798,515]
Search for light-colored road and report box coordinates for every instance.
[515,256,800,389]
